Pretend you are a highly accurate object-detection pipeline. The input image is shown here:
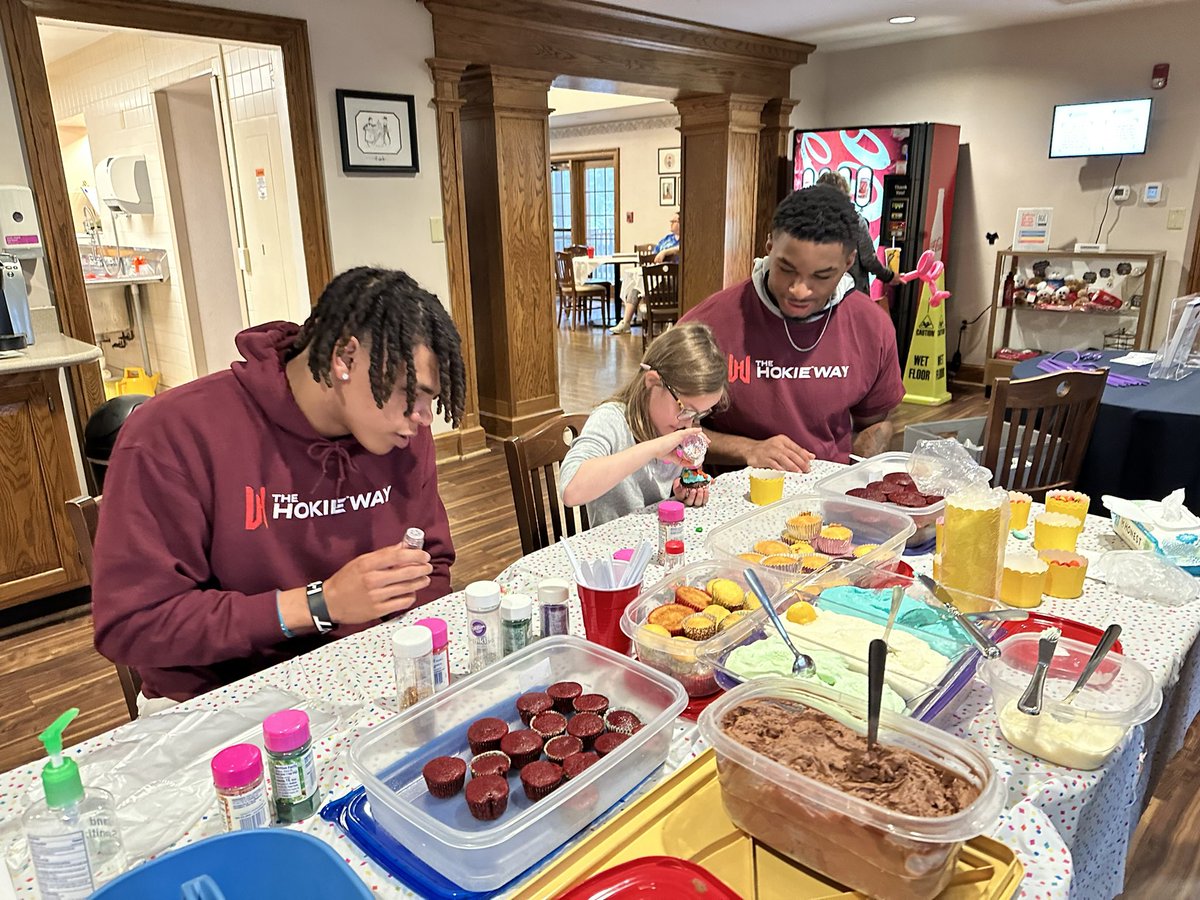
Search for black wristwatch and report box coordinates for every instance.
[306,581,334,634]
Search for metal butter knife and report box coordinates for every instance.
[1062,624,1122,705]
[1018,627,1061,715]
[916,574,1001,659]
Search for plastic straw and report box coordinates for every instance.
[561,538,587,587]
[619,541,654,589]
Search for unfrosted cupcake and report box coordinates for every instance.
[706,578,745,610]
[788,539,815,556]
[703,604,731,627]
[785,511,823,541]
[682,613,717,641]
[814,523,853,555]
[469,750,511,780]
[718,610,749,632]
[422,756,467,798]
[852,544,879,559]
[753,539,792,556]
[799,553,831,573]
[520,760,563,801]
[465,774,509,820]
[603,708,643,735]
[737,552,765,564]
[530,711,567,740]
[760,554,800,574]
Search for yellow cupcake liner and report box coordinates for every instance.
[1000,556,1047,608]
[1033,512,1083,552]
[1045,491,1089,525]
[748,469,785,506]
[1038,550,1088,599]
[1008,492,1032,532]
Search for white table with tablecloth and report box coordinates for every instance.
[5,461,1199,898]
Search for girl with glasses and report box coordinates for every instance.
[560,324,726,526]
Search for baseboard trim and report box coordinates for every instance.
[951,364,985,391]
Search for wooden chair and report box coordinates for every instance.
[554,251,609,328]
[564,245,590,258]
[66,496,142,722]
[504,415,591,555]
[641,262,680,348]
[634,243,657,267]
[980,370,1107,499]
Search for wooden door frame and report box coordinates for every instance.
[0,0,332,448]
[1189,206,1200,295]
[550,149,620,251]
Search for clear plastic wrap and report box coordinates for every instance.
[907,439,993,496]
[1090,551,1200,606]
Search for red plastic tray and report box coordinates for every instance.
[997,612,1124,686]
[556,856,741,899]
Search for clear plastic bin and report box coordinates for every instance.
[348,635,687,892]
[697,678,1004,900]
[812,453,941,548]
[697,560,999,722]
[979,631,1161,770]
[704,493,916,570]
[620,562,783,698]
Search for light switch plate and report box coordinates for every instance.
[1167,208,1187,230]
[429,217,445,243]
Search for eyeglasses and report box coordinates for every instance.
[660,378,711,422]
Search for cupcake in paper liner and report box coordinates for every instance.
[784,511,822,541]
[1039,550,1087,599]
[799,553,831,573]
[1045,490,1089,525]
[760,553,801,574]
[814,523,854,555]
[754,539,792,556]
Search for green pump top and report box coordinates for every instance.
[37,708,84,808]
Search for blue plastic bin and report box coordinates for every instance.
[92,829,372,899]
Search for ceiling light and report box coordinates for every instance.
[889,15,917,24]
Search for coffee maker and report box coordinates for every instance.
[0,184,41,351]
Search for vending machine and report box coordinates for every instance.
[792,123,960,366]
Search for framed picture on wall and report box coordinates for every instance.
[337,89,419,174]
[659,176,677,206]
[657,147,681,175]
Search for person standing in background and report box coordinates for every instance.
[817,171,896,297]
[610,212,680,335]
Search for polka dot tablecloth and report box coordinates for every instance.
[1,461,1193,898]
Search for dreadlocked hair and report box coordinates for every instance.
[773,185,860,253]
[286,267,466,426]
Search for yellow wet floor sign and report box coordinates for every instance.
[902,273,951,406]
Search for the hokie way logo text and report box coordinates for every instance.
[728,355,850,385]
[244,485,394,530]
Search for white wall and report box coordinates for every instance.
[550,116,682,252]
[789,1,1200,365]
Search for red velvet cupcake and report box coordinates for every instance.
[566,712,604,750]
[562,751,600,780]
[883,472,915,486]
[530,711,568,740]
[593,732,628,757]
[603,709,643,735]
[892,491,929,508]
[469,750,511,779]
[547,681,583,713]
[544,735,583,764]
[572,693,610,717]
[464,773,509,821]
[467,717,509,755]
[515,691,553,726]
[499,729,543,769]
[519,760,563,801]
[422,756,467,798]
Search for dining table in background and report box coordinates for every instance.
[572,253,639,327]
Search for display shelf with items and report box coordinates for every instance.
[983,248,1165,387]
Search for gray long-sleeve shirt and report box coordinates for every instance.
[559,402,681,526]
[849,214,895,295]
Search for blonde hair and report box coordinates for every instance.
[612,323,727,443]
[816,171,851,197]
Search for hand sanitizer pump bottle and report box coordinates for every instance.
[22,708,126,898]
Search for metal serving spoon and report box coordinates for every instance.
[744,568,813,677]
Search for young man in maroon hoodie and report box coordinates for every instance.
[680,186,904,471]
[92,267,467,711]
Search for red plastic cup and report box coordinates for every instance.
[586,246,595,258]
[576,582,642,654]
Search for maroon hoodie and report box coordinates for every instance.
[92,323,455,701]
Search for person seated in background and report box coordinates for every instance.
[560,323,725,525]
[610,212,681,334]
[680,185,904,471]
[816,171,897,297]
[92,267,466,713]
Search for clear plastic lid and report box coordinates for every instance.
[698,677,1004,843]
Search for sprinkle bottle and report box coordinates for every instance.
[403,527,425,550]
[262,709,321,823]
[465,581,503,673]
[501,594,533,656]
[664,539,685,570]
[538,578,571,638]
[415,617,451,691]
[211,744,270,832]
[656,500,685,564]
[393,624,435,709]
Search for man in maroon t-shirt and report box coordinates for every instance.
[680,186,904,470]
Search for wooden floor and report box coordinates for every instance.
[0,321,1192,895]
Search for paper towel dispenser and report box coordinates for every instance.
[96,155,154,215]
[0,184,43,258]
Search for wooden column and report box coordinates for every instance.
[427,58,487,459]
[459,65,561,438]
[675,94,767,313]
[755,98,799,255]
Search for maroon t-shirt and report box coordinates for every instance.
[680,278,904,463]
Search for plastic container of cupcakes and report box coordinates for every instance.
[698,677,1004,899]
[697,560,1002,723]
[619,562,784,698]
[812,452,946,549]
[704,493,916,578]
[349,635,687,892]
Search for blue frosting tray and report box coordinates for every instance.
[321,769,661,899]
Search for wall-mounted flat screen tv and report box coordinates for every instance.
[1049,98,1152,158]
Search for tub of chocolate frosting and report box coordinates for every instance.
[697,677,1003,900]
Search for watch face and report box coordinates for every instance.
[1116,262,1132,275]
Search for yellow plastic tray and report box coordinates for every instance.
[512,749,1023,900]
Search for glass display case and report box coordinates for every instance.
[983,247,1165,387]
